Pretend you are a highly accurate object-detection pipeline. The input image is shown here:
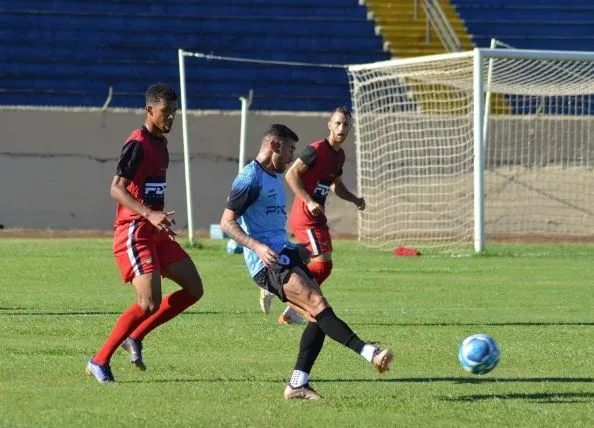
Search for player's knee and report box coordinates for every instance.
[138,298,161,315]
[306,292,328,316]
[320,260,332,283]
[189,281,204,300]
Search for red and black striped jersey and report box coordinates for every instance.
[113,126,169,226]
[289,139,345,228]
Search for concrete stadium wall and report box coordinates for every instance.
[0,108,359,234]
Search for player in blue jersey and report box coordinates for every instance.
[220,124,393,400]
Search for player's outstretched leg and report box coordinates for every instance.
[314,306,394,374]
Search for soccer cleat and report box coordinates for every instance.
[283,383,323,400]
[121,337,146,371]
[277,312,305,326]
[86,358,115,384]
[259,288,273,314]
[371,348,393,374]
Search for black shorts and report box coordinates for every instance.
[252,243,313,302]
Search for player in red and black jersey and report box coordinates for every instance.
[86,83,204,384]
[267,107,365,325]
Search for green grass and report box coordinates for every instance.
[0,238,593,427]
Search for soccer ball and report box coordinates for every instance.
[458,333,500,375]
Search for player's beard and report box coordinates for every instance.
[162,122,173,133]
[271,156,287,173]
[331,132,345,144]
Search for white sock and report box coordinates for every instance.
[265,290,274,297]
[289,370,309,387]
[360,344,378,363]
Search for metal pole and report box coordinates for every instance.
[238,90,253,173]
[473,48,485,253]
[178,48,195,246]
[482,38,498,152]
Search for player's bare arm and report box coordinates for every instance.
[110,175,175,230]
[286,159,324,216]
[330,176,365,210]
[220,208,278,266]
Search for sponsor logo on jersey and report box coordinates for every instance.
[265,205,286,215]
[143,176,167,205]
[312,182,330,202]
[145,182,167,196]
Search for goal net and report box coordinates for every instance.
[348,49,594,252]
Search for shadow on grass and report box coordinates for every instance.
[351,321,594,327]
[442,392,594,403]
[317,377,594,384]
[121,376,594,385]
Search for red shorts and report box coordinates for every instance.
[291,225,332,256]
[113,219,190,283]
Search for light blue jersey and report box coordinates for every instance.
[226,161,290,277]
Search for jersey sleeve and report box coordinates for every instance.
[116,140,144,179]
[298,145,317,167]
[226,168,261,216]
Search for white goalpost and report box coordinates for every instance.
[348,47,594,253]
[178,48,253,245]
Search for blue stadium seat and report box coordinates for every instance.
[12,0,368,18]
[451,0,594,115]
[452,0,594,48]
[0,1,388,110]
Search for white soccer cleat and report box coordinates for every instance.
[283,383,323,400]
[372,348,393,374]
[278,307,305,325]
[259,288,274,314]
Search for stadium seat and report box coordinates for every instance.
[451,0,594,50]
[0,1,389,110]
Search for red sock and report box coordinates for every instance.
[93,303,147,365]
[308,260,333,285]
[130,289,198,342]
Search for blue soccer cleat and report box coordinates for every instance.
[85,358,115,384]
[121,337,146,371]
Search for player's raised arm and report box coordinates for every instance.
[330,176,365,210]
[286,156,323,216]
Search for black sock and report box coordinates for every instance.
[295,322,326,374]
[314,307,365,354]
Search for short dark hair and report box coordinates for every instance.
[145,83,178,105]
[265,124,299,143]
[331,106,352,119]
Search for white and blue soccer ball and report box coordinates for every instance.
[458,333,500,375]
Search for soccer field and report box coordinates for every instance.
[0,238,592,427]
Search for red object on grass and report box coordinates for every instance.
[393,246,421,256]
